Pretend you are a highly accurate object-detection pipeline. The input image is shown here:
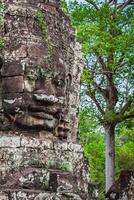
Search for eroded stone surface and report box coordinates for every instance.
[106,170,134,200]
[0,0,84,142]
[0,135,89,199]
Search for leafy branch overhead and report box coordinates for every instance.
[0,2,5,49]
[71,0,134,126]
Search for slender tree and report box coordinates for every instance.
[69,0,134,192]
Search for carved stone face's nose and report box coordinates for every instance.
[33,79,57,104]
[33,93,59,104]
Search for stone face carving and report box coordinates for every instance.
[0,0,89,199]
[1,55,69,135]
[0,0,83,142]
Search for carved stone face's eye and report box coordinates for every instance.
[56,79,65,87]
[53,75,65,88]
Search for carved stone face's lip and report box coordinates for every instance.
[28,105,62,117]
[12,102,63,129]
[15,113,58,130]
[30,112,55,120]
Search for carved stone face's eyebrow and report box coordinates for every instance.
[26,66,55,81]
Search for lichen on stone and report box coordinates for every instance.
[0,0,89,199]
[36,11,53,69]
[0,2,5,49]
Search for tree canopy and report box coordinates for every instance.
[70,0,134,122]
[68,0,134,194]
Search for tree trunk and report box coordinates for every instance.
[105,125,115,193]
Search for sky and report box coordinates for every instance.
[66,0,125,3]
[67,0,85,2]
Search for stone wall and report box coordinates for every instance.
[0,135,89,199]
[106,170,134,200]
[0,0,89,199]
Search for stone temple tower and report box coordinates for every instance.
[0,0,89,199]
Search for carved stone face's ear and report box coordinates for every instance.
[66,73,72,104]
[66,73,72,89]
[0,57,3,76]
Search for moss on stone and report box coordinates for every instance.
[36,11,53,68]
[0,2,5,49]
[60,161,73,172]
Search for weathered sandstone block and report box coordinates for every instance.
[0,0,90,199]
[106,170,134,200]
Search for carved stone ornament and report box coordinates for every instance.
[0,0,84,143]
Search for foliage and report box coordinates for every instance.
[80,107,105,199]
[0,2,5,49]
[84,135,105,200]
[69,0,134,123]
[80,108,134,200]
[36,11,48,43]
[116,123,134,173]
[36,11,53,68]
[0,37,4,49]
[61,0,69,14]
[69,0,134,196]
[80,107,98,136]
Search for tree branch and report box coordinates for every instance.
[91,54,118,108]
[118,0,134,10]
[118,61,128,68]
[88,62,109,101]
[122,113,134,120]
[119,99,132,116]
[95,52,106,70]
[85,0,99,10]
[91,94,105,115]
[93,81,109,101]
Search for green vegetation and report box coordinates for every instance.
[36,11,49,45]
[116,122,134,172]
[80,108,134,199]
[80,107,105,199]
[48,159,73,172]
[68,0,134,198]
[36,11,53,67]
[0,2,5,49]
[60,161,73,171]
[61,0,69,14]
